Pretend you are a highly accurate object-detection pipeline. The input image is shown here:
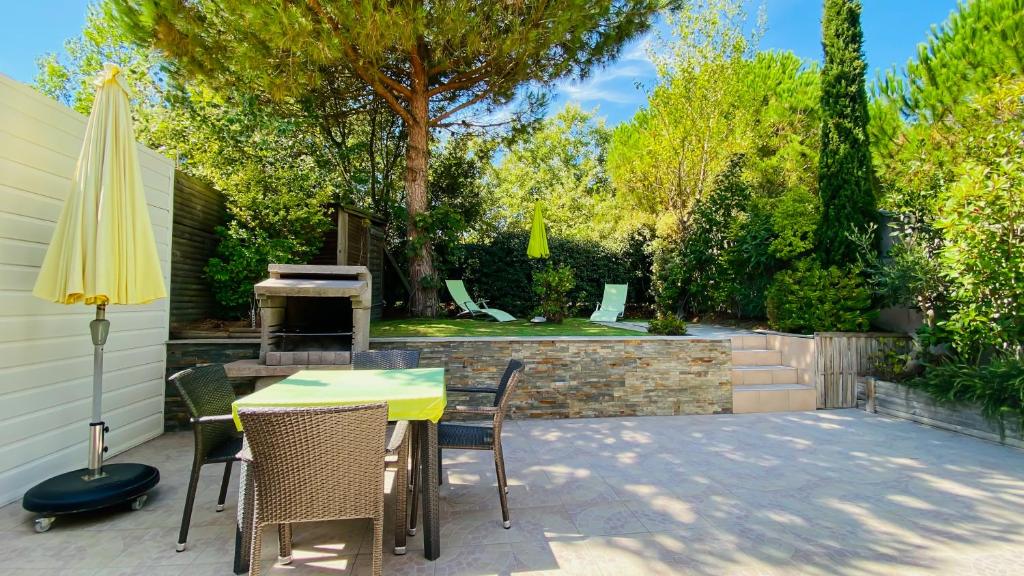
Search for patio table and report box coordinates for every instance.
[230,368,447,573]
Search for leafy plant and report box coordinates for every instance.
[817,0,878,266]
[647,314,688,336]
[205,225,317,319]
[765,258,875,333]
[905,356,1024,440]
[532,264,576,324]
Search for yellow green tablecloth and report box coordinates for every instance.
[232,368,447,430]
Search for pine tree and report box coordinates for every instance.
[817,0,877,266]
[111,0,668,316]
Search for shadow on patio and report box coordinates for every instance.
[2,410,1023,575]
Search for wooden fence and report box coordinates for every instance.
[170,172,226,326]
[814,332,912,409]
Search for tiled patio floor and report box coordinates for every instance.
[3,409,1024,575]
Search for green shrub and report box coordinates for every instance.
[765,258,874,333]
[647,314,688,335]
[906,356,1024,439]
[205,224,317,319]
[455,230,652,318]
[532,264,576,323]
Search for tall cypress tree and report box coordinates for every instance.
[817,0,877,266]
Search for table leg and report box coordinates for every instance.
[233,454,254,574]
[419,420,440,560]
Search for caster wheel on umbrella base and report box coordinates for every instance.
[130,494,148,511]
[34,517,55,533]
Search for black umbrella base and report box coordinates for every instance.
[22,463,160,532]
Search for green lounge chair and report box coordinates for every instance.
[590,284,628,323]
[446,280,516,322]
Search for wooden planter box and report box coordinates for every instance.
[860,378,1024,449]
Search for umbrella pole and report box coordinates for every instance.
[86,303,110,480]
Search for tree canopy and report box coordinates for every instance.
[112,0,671,316]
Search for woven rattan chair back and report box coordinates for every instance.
[238,404,388,526]
[492,359,525,408]
[351,350,421,370]
[170,364,237,457]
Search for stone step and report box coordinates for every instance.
[731,365,798,386]
[731,349,782,366]
[733,384,817,414]
[730,334,768,350]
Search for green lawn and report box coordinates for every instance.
[370,317,643,337]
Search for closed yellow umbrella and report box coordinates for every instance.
[526,201,550,259]
[33,63,166,306]
[23,64,164,528]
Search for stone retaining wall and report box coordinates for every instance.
[372,336,732,418]
[165,339,259,431]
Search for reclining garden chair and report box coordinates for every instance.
[445,279,515,322]
[590,283,628,323]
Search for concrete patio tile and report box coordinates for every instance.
[351,551,437,576]
[566,501,647,536]
[4,410,1024,575]
[438,508,518,547]
[505,538,602,575]
[625,495,719,535]
[432,543,517,576]
[504,505,581,542]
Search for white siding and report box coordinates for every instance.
[0,74,174,506]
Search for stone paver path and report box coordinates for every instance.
[2,410,1023,575]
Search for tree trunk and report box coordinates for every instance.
[405,88,438,317]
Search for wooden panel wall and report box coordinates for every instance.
[0,73,174,506]
[814,332,912,409]
[169,172,225,326]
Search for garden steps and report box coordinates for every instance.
[731,335,816,414]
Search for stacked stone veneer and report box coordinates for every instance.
[165,340,259,431]
[372,336,732,418]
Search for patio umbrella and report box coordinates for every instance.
[526,201,550,259]
[24,63,164,532]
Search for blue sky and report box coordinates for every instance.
[1,1,961,126]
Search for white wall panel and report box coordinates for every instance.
[0,73,173,506]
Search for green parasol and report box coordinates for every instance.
[526,201,550,259]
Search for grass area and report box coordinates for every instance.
[370,317,643,338]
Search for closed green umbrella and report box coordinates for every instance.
[526,201,550,259]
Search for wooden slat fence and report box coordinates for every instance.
[814,332,912,409]
[170,172,226,325]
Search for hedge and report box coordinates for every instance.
[449,231,653,318]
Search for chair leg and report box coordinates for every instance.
[494,445,511,529]
[408,429,419,535]
[277,523,293,564]
[371,517,383,576]
[437,447,443,486]
[176,460,203,551]
[393,432,409,554]
[217,460,234,512]
[249,522,263,576]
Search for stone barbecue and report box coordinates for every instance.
[255,264,371,366]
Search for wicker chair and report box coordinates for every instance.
[169,364,242,552]
[352,349,421,370]
[425,359,524,529]
[238,404,390,576]
[351,348,419,553]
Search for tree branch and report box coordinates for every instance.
[430,90,492,125]
[305,0,414,125]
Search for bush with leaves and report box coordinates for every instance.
[765,258,874,333]
[205,224,319,319]
[905,356,1024,440]
[647,314,688,336]
[532,264,576,323]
